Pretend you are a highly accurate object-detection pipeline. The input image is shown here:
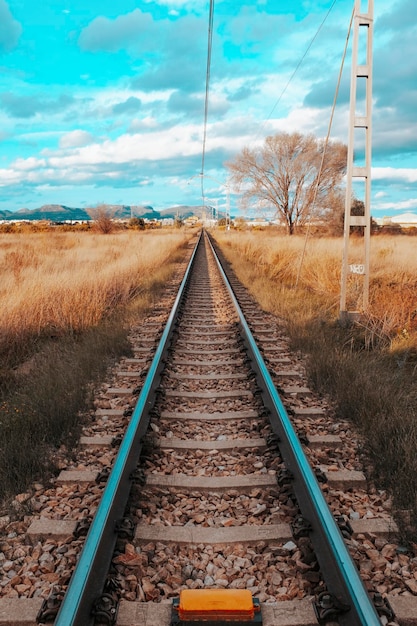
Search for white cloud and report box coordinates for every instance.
[59,130,94,149]
[78,9,156,52]
[376,199,417,211]
[390,211,417,221]
[0,116,258,189]
[0,167,21,185]
[19,130,64,142]
[265,106,325,137]
[372,167,417,183]
[128,117,158,132]
[14,157,47,171]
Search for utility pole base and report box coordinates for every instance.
[339,310,362,326]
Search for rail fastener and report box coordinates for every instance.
[371,593,395,622]
[36,591,63,623]
[314,592,351,623]
[91,577,121,626]
[114,517,135,540]
[73,517,92,538]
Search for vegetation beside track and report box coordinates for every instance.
[0,230,194,505]
[213,229,417,542]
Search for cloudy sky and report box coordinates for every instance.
[0,0,416,218]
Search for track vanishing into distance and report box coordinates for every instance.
[1,231,417,626]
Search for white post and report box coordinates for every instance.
[340,0,374,322]
[226,184,230,230]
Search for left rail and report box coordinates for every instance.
[54,232,202,626]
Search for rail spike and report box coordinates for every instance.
[336,515,354,539]
[95,467,111,484]
[91,576,121,626]
[314,591,351,623]
[74,516,93,538]
[91,593,118,626]
[372,592,395,621]
[291,515,312,539]
[115,517,135,540]
[277,467,293,487]
[36,589,63,623]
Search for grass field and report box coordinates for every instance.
[0,229,193,503]
[0,230,191,366]
[214,229,417,541]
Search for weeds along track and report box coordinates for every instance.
[0,232,416,626]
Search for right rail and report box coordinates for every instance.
[207,233,382,626]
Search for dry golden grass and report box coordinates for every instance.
[0,230,191,362]
[0,229,193,502]
[214,230,417,348]
[213,229,417,539]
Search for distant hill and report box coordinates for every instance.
[17,205,92,221]
[0,204,207,222]
[111,205,158,219]
[160,205,206,219]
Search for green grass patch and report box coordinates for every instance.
[0,318,130,502]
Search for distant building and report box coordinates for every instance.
[379,213,417,228]
[184,216,200,226]
[246,218,270,228]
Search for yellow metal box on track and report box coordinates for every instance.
[172,589,262,623]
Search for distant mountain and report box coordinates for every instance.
[112,205,158,219]
[1,204,157,222]
[30,205,91,221]
[1,204,208,222]
[1,204,89,221]
[159,205,206,219]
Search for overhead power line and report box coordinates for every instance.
[295,4,355,288]
[200,0,215,206]
[255,0,339,142]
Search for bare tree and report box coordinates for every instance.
[129,217,146,230]
[226,132,347,234]
[321,188,345,236]
[86,205,117,234]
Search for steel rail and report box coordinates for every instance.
[206,233,382,626]
[54,232,202,626]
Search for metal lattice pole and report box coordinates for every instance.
[340,0,374,322]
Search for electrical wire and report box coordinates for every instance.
[200,0,215,208]
[254,0,339,143]
[198,0,339,216]
[294,5,355,288]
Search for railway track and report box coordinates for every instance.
[1,231,416,626]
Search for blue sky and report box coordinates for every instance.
[0,0,416,218]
